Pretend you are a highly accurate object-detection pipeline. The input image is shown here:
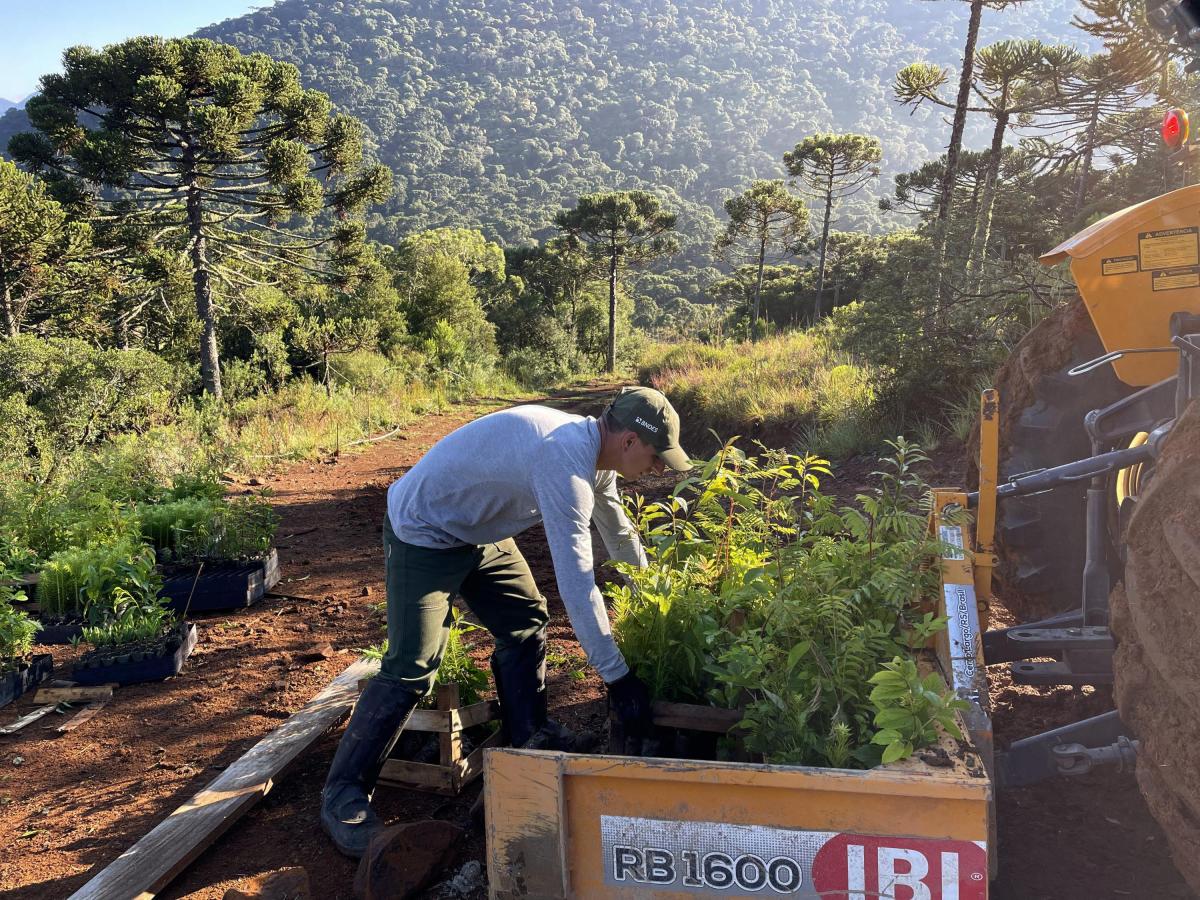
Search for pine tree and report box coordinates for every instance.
[784,134,881,320]
[10,37,391,397]
[554,191,678,372]
[714,180,809,338]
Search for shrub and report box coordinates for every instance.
[608,438,958,768]
[0,335,179,456]
[0,587,40,666]
[638,332,880,457]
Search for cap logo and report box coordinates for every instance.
[634,416,660,433]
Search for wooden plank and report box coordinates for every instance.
[377,758,456,793]
[36,685,115,704]
[436,684,461,768]
[457,728,504,785]
[458,699,500,729]
[650,700,745,734]
[0,704,58,735]
[53,700,109,734]
[406,708,453,733]
[68,656,379,900]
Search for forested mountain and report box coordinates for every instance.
[0,0,1092,254]
[164,0,1086,252]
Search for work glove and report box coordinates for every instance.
[607,671,653,738]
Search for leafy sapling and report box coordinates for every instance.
[869,656,971,764]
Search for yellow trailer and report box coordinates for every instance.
[482,399,1001,899]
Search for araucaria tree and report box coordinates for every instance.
[554,191,678,372]
[10,37,392,397]
[784,134,881,320]
[0,159,91,336]
[714,180,809,338]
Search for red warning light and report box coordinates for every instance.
[1163,107,1190,150]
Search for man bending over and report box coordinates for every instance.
[321,386,691,856]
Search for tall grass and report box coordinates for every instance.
[639,332,884,457]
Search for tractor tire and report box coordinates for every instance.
[975,300,1130,622]
[1111,398,1200,894]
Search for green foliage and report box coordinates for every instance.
[384,227,502,363]
[0,587,40,666]
[138,495,278,565]
[80,597,174,649]
[363,609,490,705]
[0,335,178,476]
[37,540,162,622]
[869,656,971,763]
[609,438,955,767]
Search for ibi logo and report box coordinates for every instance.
[812,833,988,900]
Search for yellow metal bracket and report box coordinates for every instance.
[973,388,1000,631]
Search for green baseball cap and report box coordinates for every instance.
[607,386,692,471]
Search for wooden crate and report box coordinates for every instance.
[375,683,504,796]
[608,700,756,762]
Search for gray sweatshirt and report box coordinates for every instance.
[386,404,646,682]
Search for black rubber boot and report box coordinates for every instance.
[492,630,578,751]
[320,677,420,858]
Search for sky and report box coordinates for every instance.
[0,1,270,102]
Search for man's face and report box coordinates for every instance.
[618,431,666,480]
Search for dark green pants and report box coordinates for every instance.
[378,515,548,694]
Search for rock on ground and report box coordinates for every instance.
[353,820,463,900]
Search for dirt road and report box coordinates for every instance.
[0,387,1190,898]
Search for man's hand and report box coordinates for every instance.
[606,671,653,737]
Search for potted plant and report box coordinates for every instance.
[607,439,967,768]
[34,540,161,643]
[140,494,281,611]
[72,590,197,686]
[0,586,51,708]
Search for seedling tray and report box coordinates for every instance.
[33,620,85,646]
[159,548,280,613]
[71,623,198,686]
[0,654,53,709]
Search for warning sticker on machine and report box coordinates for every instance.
[600,816,987,897]
[1151,266,1200,291]
[1101,255,1138,276]
[939,525,966,560]
[1139,227,1199,270]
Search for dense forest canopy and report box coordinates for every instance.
[0,0,1189,418]
[0,0,1091,255]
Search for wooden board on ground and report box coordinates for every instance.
[67,656,379,900]
[0,704,58,735]
[53,700,109,734]
[35,685,115,704]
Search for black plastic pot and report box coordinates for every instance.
[71,622,198,686]
[0,654,53,709]
[159,549,280,613]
